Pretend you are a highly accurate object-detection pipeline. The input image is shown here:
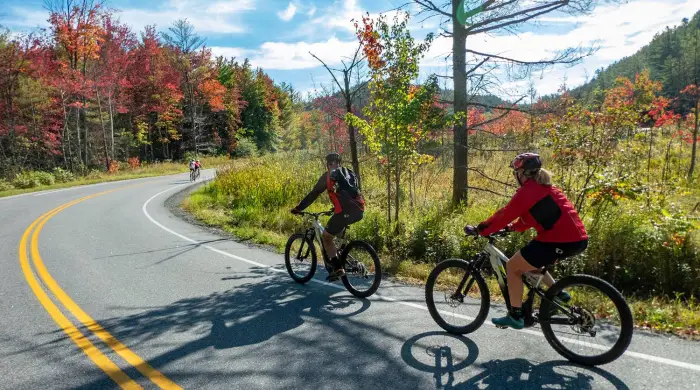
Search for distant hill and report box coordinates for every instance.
[572,10,700,114]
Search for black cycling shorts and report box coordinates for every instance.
[520,239,588,268]
[326,210,363,235]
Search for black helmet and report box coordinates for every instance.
[325,152,341,165]
[510,153,541,176]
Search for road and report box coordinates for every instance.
[1,170,699,389]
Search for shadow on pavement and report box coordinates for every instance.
[54,272,432,388]
[401,331,630,389]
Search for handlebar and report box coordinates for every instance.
[296,209,334,219]
[464,227,511,239]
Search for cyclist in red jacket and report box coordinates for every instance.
[466,153,588,329]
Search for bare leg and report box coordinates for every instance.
[322,231,338,260]
[507,251,538,309]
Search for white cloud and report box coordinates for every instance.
[211,36,359,70]
[278,3,297,22]
[307,6,317,17]
[3,7,49,29]
[422,0,698,96]
[8,0,256,35]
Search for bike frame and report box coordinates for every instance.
[464,234,572,325]
[300,213,347,268]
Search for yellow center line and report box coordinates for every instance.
[20,187,182,390]
[20,196,142,389]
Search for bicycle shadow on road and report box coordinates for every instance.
[56,271,433,389]
[401,331,630,389]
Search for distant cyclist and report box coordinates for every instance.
[291,152,365,281]
[195,159,201,175]
[465,153,588,329]
[189,159,196,173]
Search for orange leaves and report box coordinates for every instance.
[200,79,226,112]
[49,3,106,69]
[354,14,385,70]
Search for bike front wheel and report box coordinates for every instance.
[539,274,634,366]
[340,240,381,298]
[425,258,490,334]
[284,233,317,284]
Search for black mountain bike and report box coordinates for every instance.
[425,228,634,366]
[284,210,382,298]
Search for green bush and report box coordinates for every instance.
[233,137,258,158]
[0,178,14,191]
[86,169,103,179]
[52,167,75,183]
[194,152,700,299]
[13,172,41,189]
[34,171,55,185]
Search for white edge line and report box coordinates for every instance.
[142,184,700,373]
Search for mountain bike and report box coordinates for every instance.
[424,228,633,366]
[285,210,382,298]
[190,169,200,182]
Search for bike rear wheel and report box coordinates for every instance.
[539,274,634,366]
[284,233,317,284]
[425,258,490,334]
[340,240,381,298]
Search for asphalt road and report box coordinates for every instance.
[1,170,699,389]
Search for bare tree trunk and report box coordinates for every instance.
[690,100,699,180]
[452,0,469,204]
[96,89,110,171]
[344,71,362,188]
[108,93,115,160]
[76,107,82,171]
[386,163,392,225]
[394,164,400,226]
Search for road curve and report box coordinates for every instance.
[1,171,699,389]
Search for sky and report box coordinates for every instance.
[3,0,699,100]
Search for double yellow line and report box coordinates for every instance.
[19,189,181,389]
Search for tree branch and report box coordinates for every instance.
[467,185,510,198]
[467,48,580,66]
[468,167,518,188]
[309,51,345,94]
[413,0,452,18]
[469,2,569,35]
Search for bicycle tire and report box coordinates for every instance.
[425,258,490,334]
[539,274,634,366]
[340,240,381,298]
[284,233,317,284]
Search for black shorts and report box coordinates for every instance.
[326,210,363,235]
[520,239,588,268]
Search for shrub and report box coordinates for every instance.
[232,137,258,158]
[108,160,120,173]
[52,167,75,183]
[34,171,55,185]
[13,172,40,188]
[128,157,140,169]
[0,179,13,191]
[86,169,102,179]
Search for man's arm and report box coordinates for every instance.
[295,172,327,211]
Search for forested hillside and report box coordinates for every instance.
[573,10,700,115]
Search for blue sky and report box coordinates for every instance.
[3,0,699,100]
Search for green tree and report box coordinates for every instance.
[346,12,440,227]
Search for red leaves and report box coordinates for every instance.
[355,14,385,70]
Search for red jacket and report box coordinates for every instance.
[480,180,587,243]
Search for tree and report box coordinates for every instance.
[347,12,440,227]
[682,84,700,179]
[411,0,619,204]
[310,44,367,188]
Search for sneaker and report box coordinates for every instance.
[556,290,571,303]
[326,267,345,282]
[492,314,524,329]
